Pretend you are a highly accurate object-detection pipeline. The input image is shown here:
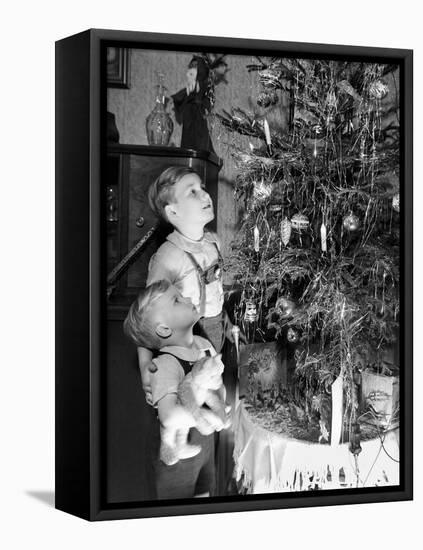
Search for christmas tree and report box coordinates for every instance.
[217,57,400,436]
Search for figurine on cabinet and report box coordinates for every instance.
[172,54,227,154]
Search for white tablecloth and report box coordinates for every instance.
[233,401,400,494]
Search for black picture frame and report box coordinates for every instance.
[55,28,413,521]
[107,46,130,88]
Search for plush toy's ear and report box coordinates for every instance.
[156,323,172,339]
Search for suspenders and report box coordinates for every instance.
[169,239,223,318]
[156,348,212,375]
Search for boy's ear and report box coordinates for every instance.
[156,323,172,339]
[164,203,178,222]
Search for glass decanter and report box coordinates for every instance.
[146,74,174,146]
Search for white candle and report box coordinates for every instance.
[320,222,327,252]
[263,119,272,146]
[253,225,260,252]
[231,325,240,360]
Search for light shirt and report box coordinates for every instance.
[150,336,216,407]
[147,230,224,317]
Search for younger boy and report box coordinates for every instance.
[124,280,226,500]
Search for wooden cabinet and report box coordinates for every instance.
[105,145,221,503]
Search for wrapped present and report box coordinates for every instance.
[360,368,399,427]
[238,342,287,403]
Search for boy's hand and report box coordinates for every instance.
[186,67,199,95]
[140,361,158,406]
[195,409,225,435]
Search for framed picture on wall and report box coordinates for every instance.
[55,29,413,521]
[107,46,131,88]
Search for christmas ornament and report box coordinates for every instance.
[369,79,389,100]
[287,327,299,343]
[349,422,362,456]
[312,125,322,158]
[343,213,360,232]
[326,90,337,108]
[392,193,400,213]
[337,79,361,101]
[291,213,309,231]
[258,69,281,88]
[320,222,327,252]
[244,301,258,322]
[263,119,272,146]
[253,225,260,252]
[236,152,254,165]
[280,217,292,246]
[268,204,282,213]
[253,179,272,202]
[257,90,278,108]
[276,296,296,318]
[231,325,240,359]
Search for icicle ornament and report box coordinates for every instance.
[231,325,240,359]
[263,119,272,146]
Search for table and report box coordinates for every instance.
[233,401,400,494]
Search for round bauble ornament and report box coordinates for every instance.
[237,152,254,165]
[369,80,389,100]
[276,296,296,318]
[244,300,258,322]
[253,179,272,202]
[257,90,278,108]
[268,203,282,213]
[287,327,299,343]
[291,213,309,231]
[343,213,360,232]
[392,193,400,213]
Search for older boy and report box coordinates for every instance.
[139,166,239,400]
[124,280,226,499]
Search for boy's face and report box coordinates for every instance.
[150,285,200,339]
[168,173,214,226]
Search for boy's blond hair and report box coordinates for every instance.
[148,166,199,223]
[123,280,171,349]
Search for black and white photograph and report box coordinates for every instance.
[104,41,405,506]
[3,0,421,546]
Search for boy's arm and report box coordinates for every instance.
[137,347,155,405]
[147,243,182,286]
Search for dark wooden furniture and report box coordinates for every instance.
[106,145,222,503]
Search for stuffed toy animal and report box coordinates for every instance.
[159,353,231,466]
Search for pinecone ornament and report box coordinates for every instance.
[280,217,292,246]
